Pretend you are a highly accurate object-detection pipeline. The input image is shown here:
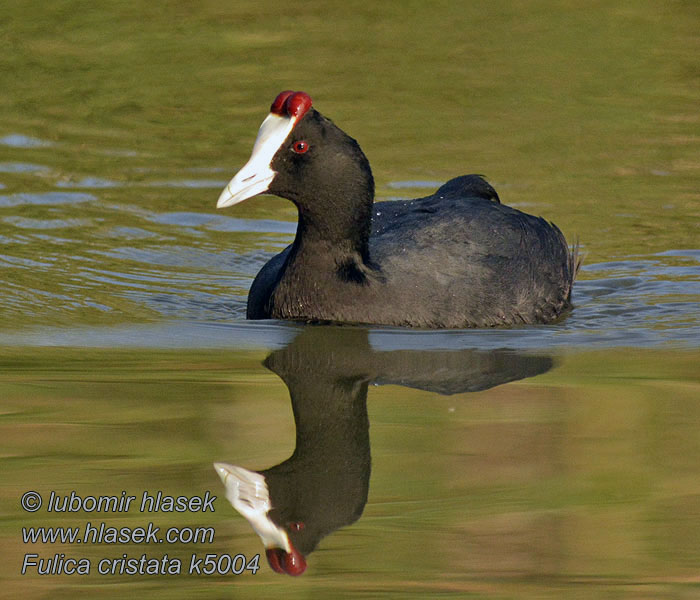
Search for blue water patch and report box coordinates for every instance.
[0,253,55,269]
[148,212,219,227]
[0,162,51,174]
[148,211,297,234]
[657,248,700,260]
[0,320,298,349]
[387,180,443,189]
[55,177,120,188]
[2,216,92,229]
[0,192,96,207]
[0,134,53,148]
[104,226,160,240]
[203,217,296,234]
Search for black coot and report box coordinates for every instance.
[217,91,579,328]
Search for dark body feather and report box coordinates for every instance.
[247,167,577,328]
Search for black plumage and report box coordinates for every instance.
[235,102,578,328]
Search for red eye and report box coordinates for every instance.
[292,140,309,154]
[288,521,305,531]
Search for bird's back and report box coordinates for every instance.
[248,176,578,327]
[369,177,577,327]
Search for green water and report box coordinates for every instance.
[1,1,699,598]
[2,344,700,598]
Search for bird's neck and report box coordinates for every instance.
[291,180,374,264]
[270,189,375,322]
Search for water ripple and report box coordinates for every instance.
[0,162,51,174]
[0,192,96,206]
[0,134,54,148]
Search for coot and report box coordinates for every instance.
[217,91,578,328]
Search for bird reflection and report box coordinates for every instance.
[215,326,553,575]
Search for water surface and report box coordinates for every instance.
[1,1,699,598]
